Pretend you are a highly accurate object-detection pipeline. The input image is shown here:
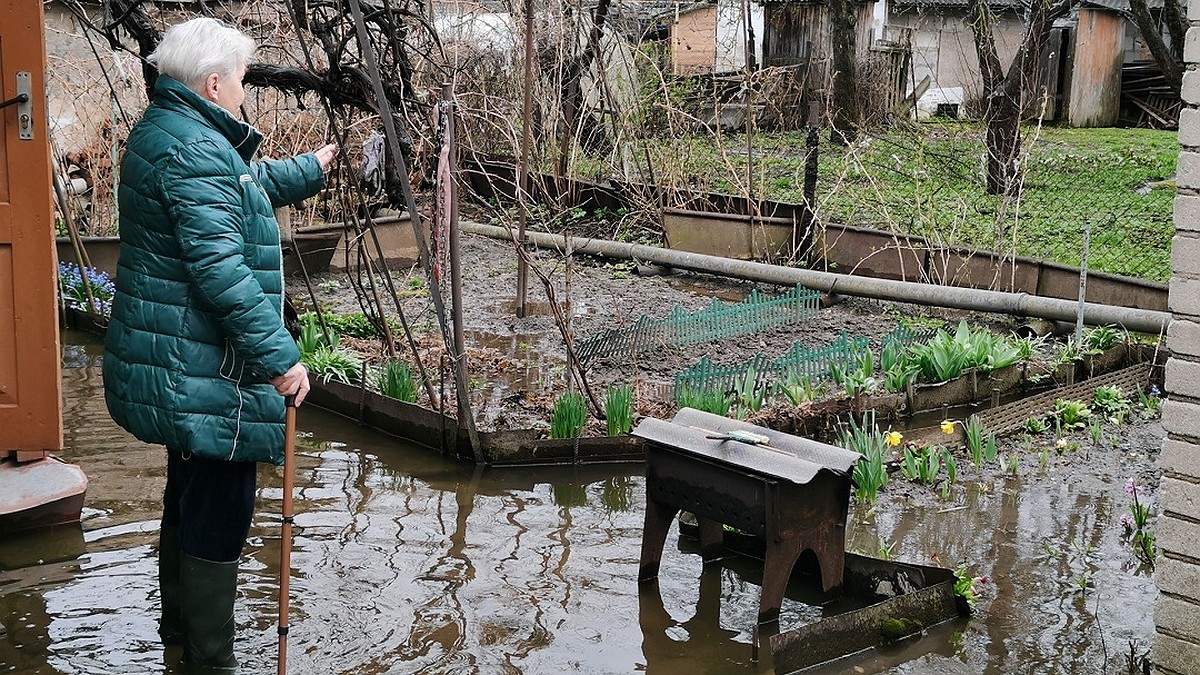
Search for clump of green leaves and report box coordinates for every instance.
[1083,325,1121,352]
[298,313,362,384]
[881,340,918,393]
[1122,477,1156,567]
[1094,384,1128,415]
[776,367,823,405]
[305,345,363,384]
[1136,385,1164,419]
[298,312,326,359]
[550,391,587,439]
[1023,417,1049,435]
[604,384,634,436]
[676,386,734,417]
[953,563,987,612]
[733,364,767,417]
[900,444,946,485]
[964,415,991,468]
[838,411,888,504]
[831,347,877,398]
[378,359,418,403]
[1054,399,1091,429]
[907,320,1023,383]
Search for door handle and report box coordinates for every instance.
[5,72,33,140]
[0,93,27,110]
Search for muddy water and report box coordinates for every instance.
[0,333,1155,674]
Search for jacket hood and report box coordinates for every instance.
[152,75,263,162]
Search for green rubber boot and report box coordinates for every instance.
[180,554,239,673]
[158,526,183,644]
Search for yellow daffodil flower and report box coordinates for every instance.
[940,420,956,435]
[885,431,903,447]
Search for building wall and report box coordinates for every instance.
[715,0,766,72]
[1069,8,1124,127]
[1157,5,1200,672]
[672,5,720,74]
[887,7,1025,104]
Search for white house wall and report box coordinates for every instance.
[888,7,1026,103]
[716,0,766,72]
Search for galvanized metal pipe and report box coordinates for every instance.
[463,223,1171,335]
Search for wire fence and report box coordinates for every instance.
[673,331,869,398]
[622,118,1175,283]
[575,284,821,366]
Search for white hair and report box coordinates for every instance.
[148,18,256,91]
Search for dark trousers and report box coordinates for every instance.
[162,448,257,563]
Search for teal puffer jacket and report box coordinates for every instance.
[104,76,325,464]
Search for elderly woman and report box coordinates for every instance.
[103,18,335,671]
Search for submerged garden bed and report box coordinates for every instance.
[289,231,1160,462]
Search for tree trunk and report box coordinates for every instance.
[828,0,859,145]
[983,92,1022,195]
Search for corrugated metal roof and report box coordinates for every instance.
[632,408,860,484]
[891,0,1024,8]
[891,0,1164,9]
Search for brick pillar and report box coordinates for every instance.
[1156,8,1200,673]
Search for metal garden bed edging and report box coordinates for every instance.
[304,376,644,466]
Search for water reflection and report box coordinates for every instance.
[0,333,1157,675]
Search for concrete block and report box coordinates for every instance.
[1160,514,1200,559]
[1154,631,1200,675]
[1172,234,1200,276]
[1168,319,1200,358]
[1187,28,1200,66]
[1162,437,1200,482]
[1157,594,1200,643]
[1169,278,1200,317]
[1162,476,1200,523]
[1157,554,1200,603]
[1177,194,1200,233]
[1184,108,1200,148]
[1177,152,1200,191]
[1191,0,1200,22]
[1162,398,1200,440]
[1183,71,1200,108]
[1166,357,1200,399]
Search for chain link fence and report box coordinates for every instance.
[625,116,1175,283]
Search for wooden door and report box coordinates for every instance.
[0,0,62,458]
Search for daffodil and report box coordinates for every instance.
[885,431,903,447]
[940,420,956,435]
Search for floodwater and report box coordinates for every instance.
[0,332,1156,674]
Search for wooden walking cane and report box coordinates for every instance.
[278,395,297,675]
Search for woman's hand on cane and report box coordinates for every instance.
[271,363,310,406]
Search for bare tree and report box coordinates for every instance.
[968,0,1073,195]
[828,0,860,144]
[1129,0,1187,96]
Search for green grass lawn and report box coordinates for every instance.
[631,122,1178,282]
